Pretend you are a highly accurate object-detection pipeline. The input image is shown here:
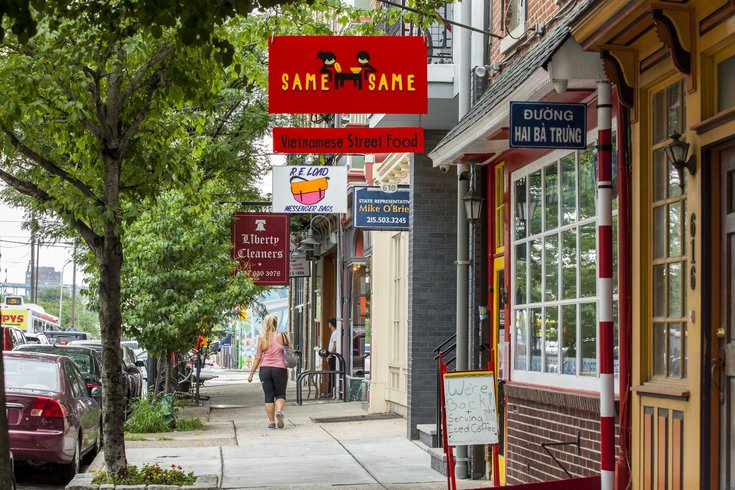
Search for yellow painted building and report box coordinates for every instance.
[573,1,735,488]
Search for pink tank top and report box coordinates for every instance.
[261,333,286,368]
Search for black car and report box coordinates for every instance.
[13,344,104,403]
[68,340,143,399]
[44,331,92,345]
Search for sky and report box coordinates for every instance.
[0,202,83,289]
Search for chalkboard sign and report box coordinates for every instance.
[443,371,499,446]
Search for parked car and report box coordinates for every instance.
[121,344,144,397]
[4,351,101,482]
[44,331,92,345]
[68,340,142,400]
[24,332,49,344]
[2,327,27,351]
[13,344,103,404]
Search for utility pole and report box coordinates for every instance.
[29,224,36,303]
[71,243,77,328]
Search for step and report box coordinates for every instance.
[413,438,448,476]
[416,423,439,448]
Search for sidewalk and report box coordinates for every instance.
[88,366,481,489]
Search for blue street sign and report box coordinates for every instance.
[353,185,410,231]
[509,101,587,150]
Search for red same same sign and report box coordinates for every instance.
[268,36,428,115]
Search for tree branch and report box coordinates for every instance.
[2,127,102,203]
[120,76,165,155]
[0,166,102,252]
[120,44,176,105]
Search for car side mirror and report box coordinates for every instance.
[90,387,102,398]
[135,360,145,367]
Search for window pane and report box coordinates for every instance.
[667,82,682,136]
[580,303,597,376]
[530,171,543,235]
[544,307,559,373]
[579,223,597,297]
[514,309,528,371]
[653,89,666,144]
[653,264,666,318]
[530,308,542,372]
[562,229,577,299]
[545,163,559,231]
[669,157,683,198]
[653,322,666,376]
[669,202,682,257]
[614,302,619,375]
[530,239,542,303]
[515,243,527,305]
[653,206,666,259]
[515,177,527,240]
[579,147,596,220]
[669,322,681,378]
[612,134,618,213]
[544,235,559,301]
[668,262,682,318]
[653,149,667,202]
[718,55,735,112]
[561,155,577,225]
[562,305,577,375]
[682,322,688,379]
[613,216,618,295]
[496,209,505,249]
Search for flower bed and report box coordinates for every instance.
[66,472,218,490]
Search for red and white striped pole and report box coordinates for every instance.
[597,80,615,490]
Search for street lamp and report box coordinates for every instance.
[58,260,72,327]
[464,162,484,369]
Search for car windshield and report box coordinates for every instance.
[16,346,94,375]
[4,358,60,392]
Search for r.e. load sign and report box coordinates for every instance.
[509,101,587,150]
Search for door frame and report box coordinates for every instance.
[702,135,735,490]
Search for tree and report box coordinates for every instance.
[0,12,249,476]
[121,186,261,393]
[36,287,100,336]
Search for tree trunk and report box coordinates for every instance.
[98,152,127,475]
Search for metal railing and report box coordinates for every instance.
[376,2,453,65]
[433,333,457,448]
[296,352,347,404]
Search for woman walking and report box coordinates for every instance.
[248,315,289,429]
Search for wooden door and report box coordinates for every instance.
[720,146,735,489]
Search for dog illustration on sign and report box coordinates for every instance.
[290,175,330,205]
[318,49,375,90]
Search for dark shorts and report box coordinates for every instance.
[259,366,288,403]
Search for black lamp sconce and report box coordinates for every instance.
[665,132,695,189]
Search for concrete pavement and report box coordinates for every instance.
[84,367,480,489]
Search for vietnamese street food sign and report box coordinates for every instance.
[232,213,290,286]
[353,184,409,231]
[268,36,428,114]
[273,127,424,154]
[509,101,587,149]
[272,165,348,214]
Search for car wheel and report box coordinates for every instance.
[61,437,80,483]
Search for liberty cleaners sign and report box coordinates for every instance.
[232,213,289,286]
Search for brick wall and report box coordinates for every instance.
[489,0,563,66]
[406,129,457,439]
[504,384,621,484]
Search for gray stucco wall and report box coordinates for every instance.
[407,129,458,439]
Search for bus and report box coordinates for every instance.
[1,296,59,333]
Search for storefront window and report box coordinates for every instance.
[651,79,687,380]
[350,262,370,376]
[512,139,618,385]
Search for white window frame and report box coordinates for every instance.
[509,126,619,394]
